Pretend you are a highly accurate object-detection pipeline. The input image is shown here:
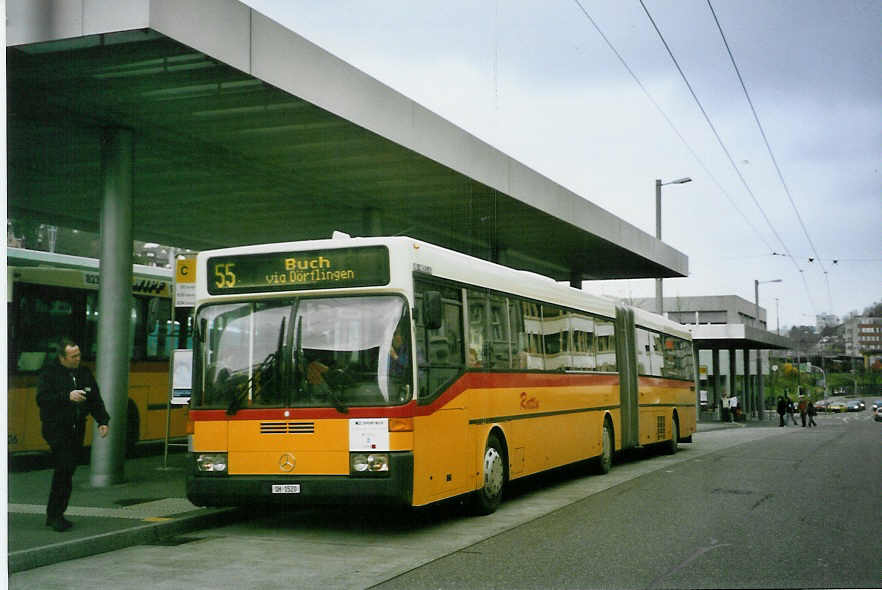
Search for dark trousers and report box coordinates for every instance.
[778,412,785,426]
[46,432,84,520]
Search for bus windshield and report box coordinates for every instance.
[194,295,413,411]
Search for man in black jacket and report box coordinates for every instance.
[37,337,111,532]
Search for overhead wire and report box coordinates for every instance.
[706,0,834,312]
[570,0,775,254]
[636,0,818,314]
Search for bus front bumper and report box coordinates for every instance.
[186,452,413,507]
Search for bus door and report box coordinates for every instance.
[615,306,639,450]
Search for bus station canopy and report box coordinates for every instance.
[6,0,688,283]
[690,324,791,351]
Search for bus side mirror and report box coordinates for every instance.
[425,291,442,330]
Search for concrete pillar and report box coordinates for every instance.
[758,350,765,420]
[363,207,382,236]
[712,349,721,420]
[743,348,752,419]
[728,349,737,415]
[90,127,134,487]
[693,345,701,416]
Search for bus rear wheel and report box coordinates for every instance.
[594,420,613,474]
[472,433,505,515]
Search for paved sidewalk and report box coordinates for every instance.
[7,450,240,573]
[7,419,776,573]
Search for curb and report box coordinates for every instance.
[8,507,242,573]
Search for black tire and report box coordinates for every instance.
[472,433,506,515]
[125,399,140,457]
[594,420,613,474]
[665,416,679,455]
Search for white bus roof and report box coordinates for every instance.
[196,236,691,339]
[8,247,173,280]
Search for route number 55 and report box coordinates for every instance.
[214,263,236,288]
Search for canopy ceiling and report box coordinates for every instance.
[6,0,688,283]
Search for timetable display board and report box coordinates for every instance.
[207,246,389,294]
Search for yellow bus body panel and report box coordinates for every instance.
[410,378,620,507]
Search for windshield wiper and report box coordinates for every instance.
[226,347,280,415]
[226,378,252,415]
[325,370,349,414]
[293,315,304,398]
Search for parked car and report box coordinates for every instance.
[875,407,882,422]
[828,401,848,413]
[814,399,831,412]
[845,400,863,412]
[872,400,882,411]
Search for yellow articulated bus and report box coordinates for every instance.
[7,248,192,456]
[187,236,696,513]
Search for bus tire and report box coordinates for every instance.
[472,433,506,515]
[594,419,613,475]
[126,399,140,458]
[665,415,679,455]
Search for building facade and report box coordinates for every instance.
[843,316,882,357]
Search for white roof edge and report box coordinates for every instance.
[8,247,173,279]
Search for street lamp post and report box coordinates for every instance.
[775,298,780,335]
[655,177,692,315]
[754,279,782,330]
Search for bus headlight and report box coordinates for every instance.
[350,453,389,475]
[196,453,228,473]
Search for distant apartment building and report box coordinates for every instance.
[815,313,840,333]
[844,316,882,356]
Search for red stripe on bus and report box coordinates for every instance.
[189,371,620,421]
[638,376,693,388]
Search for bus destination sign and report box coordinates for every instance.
[207,246,389,294]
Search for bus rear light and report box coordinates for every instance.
[388,417,413,432]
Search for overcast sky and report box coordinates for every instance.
[242,0,880,330]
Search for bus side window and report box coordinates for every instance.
[415,280,464,398]
[467,289,488,368]
[595,318,617,371]
[511,298,543,370]
[649,332,664,377]
[569,311,596,370]
[541,304,569,371]
[635,328,651,376]
[487,294,510,369]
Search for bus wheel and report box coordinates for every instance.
[473,433,505,515]
[665,416,679,455]
[594,420,613,474]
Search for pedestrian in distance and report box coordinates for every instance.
[36,337,110,532]
[807,401,817,427]
[786,397,798,425]
[776,396,786,427]
[799,397,808,427]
